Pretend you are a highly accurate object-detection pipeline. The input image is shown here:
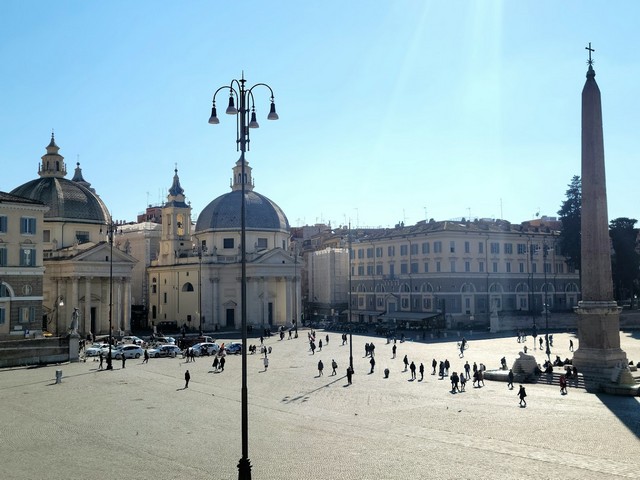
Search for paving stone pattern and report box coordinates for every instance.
[1,331,639,479]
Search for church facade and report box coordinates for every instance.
[10,135,136,337]
[147,157,299,332]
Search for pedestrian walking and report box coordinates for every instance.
[263,355,269,371]
[464,361,470,379]
[212,356,219,371]
[346,366,353,385]
[444,359,450,375]
[539,337,543,350]
[392,344,397,359]
[507,369,514,389]
[559,374,567,395]
[450,371,460,393]
[431,358,437,375]
[569,339,574,352]
[403,355,409,371]
[318,359,324,376]
[325,334,329,345]
[419,363,424,381]
[219,356,226,372]
[143,349,149,364]
[331,359,337,376]
[460,374,466,391]
[439,361,445,378]
[184,369,190,388]
[517,385,527,407]
[99,351,104,370]
[409,361,416,380]
[369,356,376,374]
[319,339,323,351]
[121,354,126,369]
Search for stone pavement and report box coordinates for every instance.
[1,331,639,480]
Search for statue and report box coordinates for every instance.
[69,307,80,335]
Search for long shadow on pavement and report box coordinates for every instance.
[596,393,640,439]
[281,375,347,404]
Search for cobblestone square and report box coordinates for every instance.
[1,331,639,479]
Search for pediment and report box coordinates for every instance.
[251,248,294,265]
[74,242,137,264]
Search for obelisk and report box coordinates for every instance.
[572,44,634,386]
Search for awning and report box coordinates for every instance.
[342,310,384,317]
[379,312,439,322]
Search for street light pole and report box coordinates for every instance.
[208,74,278,480]
[106,219,116,370]
[348,222,353,371]
[543,241,551,361]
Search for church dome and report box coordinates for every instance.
[10,134,109,224]
[196,190,289,233]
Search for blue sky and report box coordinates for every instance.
[1,1,638,229]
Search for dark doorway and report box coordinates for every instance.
[91,307,97,335]
[268,302,273,326]
[226,308,235,328]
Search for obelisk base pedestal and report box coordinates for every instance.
[573,301,634,388]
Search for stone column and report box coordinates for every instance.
[573,61,632,386]
[84,277,92,338]
[124,278,131,333]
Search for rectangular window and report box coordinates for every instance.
[490,242,499,254]
[0,216,7,233]
[434,241,442,253]
[544,263,552,274]
[436,261,441,272]
[519,262,525,273]
[465,261,470,272]
[423,297,432,310]
[20,248,36,267]
[163,292,167,304]
[20,306,35,323]
[43,230,51,242]
[556,263,564,274]
[0,247,7,266]
[517,243,527,255]
[389,264,395,276]
[479,261,484,273]
[387,246,395,257]
[450,241,455,253]
[493,262,498,273]
[450,261,456,272]
[151,285,157,294]
[367,265,374,275]
[357,266,364,275]
[422,242,430,254]
[376,264,383,275]
[375,247,383,258]
[410,244,418,255]
[410,263,418,273]
[504,243,513,255]
[0,306,4,325]
[76,231,90,244]
[400,245,408,256]
[464,241,470,254]
[424,262,429,273]
[257,238,268,250]
[366,248,374,258]
[506,262,511,273]
[21,217,36,235]
[223,238,234,249]
[532,263,537,274]
[478,242,484,254]
[357,248,364,259]
[400,263,408,274]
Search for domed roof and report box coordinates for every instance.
[11,177,109,224]
[196,190,289,233]
[10,134,109,224]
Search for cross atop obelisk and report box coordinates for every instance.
[585,42,595,66]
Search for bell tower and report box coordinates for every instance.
[159,168,192,264]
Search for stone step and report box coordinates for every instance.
[534,371,586,389]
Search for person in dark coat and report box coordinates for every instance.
[518,385,527,407]
[403,355,409,371]
[318,359,324,376]
[419,363,424,381]
[369,356,376,374]
[346,366,353,385]
[184,370,191,388]
[507,369,514,389]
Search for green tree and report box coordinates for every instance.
[609,217,640,303]
[557,176,581,272]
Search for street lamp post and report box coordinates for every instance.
[348,223,353,371]
[105,219,116,371]
[542,241,551,361]
[208,73,278,480]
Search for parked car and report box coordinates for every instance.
[190,342,220,357]
[112,344,144,359]
[147,345,182,358]
[85,343,109,357]
[224,342,242,355]
[122,336,146,346]
[152,335,176,345]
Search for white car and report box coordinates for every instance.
[85,343,109,357]
[147,345,182,358]
[190,342,220,357]
[112,344,144,360]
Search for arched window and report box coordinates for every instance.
[182,282,194,292]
